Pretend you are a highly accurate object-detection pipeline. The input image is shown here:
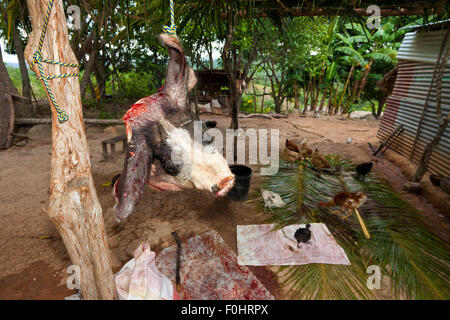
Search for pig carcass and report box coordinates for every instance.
[114,34,235,222]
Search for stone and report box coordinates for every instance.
[27,125,51,141]
[349,111,376,120]
[126,239,142,257]
[110,251,123,269]
[108,236,120,249]
[161,241,170,249]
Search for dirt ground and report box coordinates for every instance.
[0,113,448,300]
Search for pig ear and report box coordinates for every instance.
[114,130,152,222]
[159,33,186,85]
[187,67,197,91]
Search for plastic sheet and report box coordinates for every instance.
[237,223,351,266]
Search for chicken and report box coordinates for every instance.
[318,191,367,219]
[311,148,330,175]
[294,224,312,248]
[261,188,286,213]
[285,139,300,153]
[355,162,373,180]
[282,139,302,165]
[282,147,302,165]
[299,140,313,158]
[205,120,217,129]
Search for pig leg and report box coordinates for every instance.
[114,129,152,222]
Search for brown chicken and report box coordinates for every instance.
[286,139,300,153]
[311,148,330,176]
[299,142,313,158]
[282,147,302,165]
[282,139,302,165]
[318,191,367,219]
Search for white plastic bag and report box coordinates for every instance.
[114,242,179,300]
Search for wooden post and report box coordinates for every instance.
[24,0,116,299]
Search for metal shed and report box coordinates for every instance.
[377,24,450,177]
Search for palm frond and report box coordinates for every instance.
[256,159,450,300]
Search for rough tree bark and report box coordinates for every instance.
[260,77,267,113]
[0,43,19,95]
[24,0,116,300]
[13,27,32,100]
[0,43,17,149]
[336,64,355,114]
[293,80,299,109]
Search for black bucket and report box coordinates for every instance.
[227,165,252,202]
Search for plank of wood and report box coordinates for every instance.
[15,118,124,125]
[102,133,126,144]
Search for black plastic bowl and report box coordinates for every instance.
[226,165,252,202]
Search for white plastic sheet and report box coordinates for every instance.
[114,242,179,300]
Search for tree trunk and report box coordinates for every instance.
[0,44,19,95]
[230,89,241,129]
[12,27,32,100]
[24,0,116,300]
[309,79,316,112]
[312,82,321,112]
[357,59,373,100]
[252,80,257,113]
[313,69,325,112]
[327,82,334,115]
[260,77,267,113]
[336,65,354,114]
[80,32,98,99]
[274,98,283,114]
[369,100,376,117]
[208,42,214,69]
[293,80,299,109]
[303,80,312,114]
[80,52,97,99]
[343,78,360,114]
[319,87,328,113]
[0,43,17,149]
[376,92,386,118]
[413,118,449,182]
[94,64,107,100]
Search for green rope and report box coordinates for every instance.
[30,0,80,123]
[163,0,177,37]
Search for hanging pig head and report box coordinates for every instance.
[113,34,235,222]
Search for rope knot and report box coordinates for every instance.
[163,23,178,37]
[57,110,69,123]
[32,50,42,67]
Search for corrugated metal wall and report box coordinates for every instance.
[377,28,450,177]
[397,29,450,64]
